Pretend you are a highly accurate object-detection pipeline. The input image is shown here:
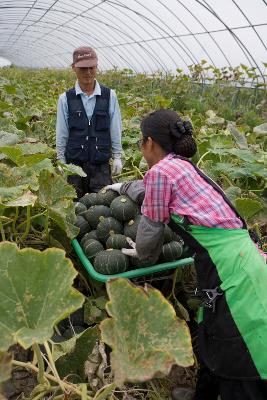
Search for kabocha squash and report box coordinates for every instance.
[79,192,98,208]
[83,239,104,260]
[96,188,118,206]
[82,205,111,229]
[94,249,129,274]
[106,234,130,250]
[96,217,123,243]
[123,214,142,241]
[110,195,139,222]
[74,201,87,215]
[163,225,174,243]
[76,191,185,274]
[81,231,98,248]
[161,241,183,262]
[75,215,90,238]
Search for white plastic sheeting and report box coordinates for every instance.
[0,0,266,76]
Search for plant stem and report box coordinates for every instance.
[12,207,19,234]
[196,150,211,168]
[31,386,59,400]
[16,211,46,230]
[43,341,65,394]
[33,344,45,385]
[0,220,6,241]
[12,359,93,399]
[45,210,49,242]
[20,205,31,242]
[220,174,235,188]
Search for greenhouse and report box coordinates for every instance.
[0,1,267,400]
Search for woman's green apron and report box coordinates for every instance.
[168,156,267,380]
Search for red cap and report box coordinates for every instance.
[72,46,98,67]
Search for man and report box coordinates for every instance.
[56,46,122,197]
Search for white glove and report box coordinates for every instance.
[105,183,123,194]
[111,158,122,175]
[121,237,138,258]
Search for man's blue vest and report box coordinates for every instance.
[65,84,111,164]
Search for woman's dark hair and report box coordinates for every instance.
[140,109,197,158]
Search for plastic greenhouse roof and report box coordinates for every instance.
[0,0,266,76]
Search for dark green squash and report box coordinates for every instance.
[110,195,139,222]
[94,249,129,274]
[74,201,87,215]
[161,241,183,262]
[75,215,90,238]
[96,217,123,243]
[83,239,104,260]
[82,205,111,229]
[163,225,174,243]
[123,214,142,241]
[96,188,118,206]
[106,234,130,250]
[79,192,98,208]
[80,231,98,248]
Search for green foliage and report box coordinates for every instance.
[235,198,263,220]
[0,242,84,351]
[55,326,100,382]
[101,278,193,385]
[38,169,78,239]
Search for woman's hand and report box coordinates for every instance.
[121,237,138,258]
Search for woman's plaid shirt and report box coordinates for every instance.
[141,153,243,228]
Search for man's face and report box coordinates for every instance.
[72,65,97,86]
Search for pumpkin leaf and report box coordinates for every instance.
[5,190,37,207]
[227,123,248,149]
[38,169,76,205]
[100,278,193,385]
[48,199,79,239]
[0,242,84,351]
[0,186,27,204]
[235,198,263,220]
[55,326,100,382]
[224,186,242,202]
[59,162,87,177]
[0,131,19,146]
[38,170,78,238]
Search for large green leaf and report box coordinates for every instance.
[100,278,193,385]
[235,198,263,220]
[38,170,76,204]
[0,242,84,351]
[227,123,248,149]
[0,131,19,146]
[59,162,87,177]
[0,163,39,203]
[38,170,78,238]
[4,191,37,207]
[224,186,242,202]
[0,186,27,204]
[0,143,55,166]
[55,326,100,382]
[49,199,79,239]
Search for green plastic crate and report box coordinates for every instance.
[71,238,194,282]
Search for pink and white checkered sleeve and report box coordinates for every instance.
[141,168,172,224]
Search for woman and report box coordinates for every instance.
[106,109,267,400]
